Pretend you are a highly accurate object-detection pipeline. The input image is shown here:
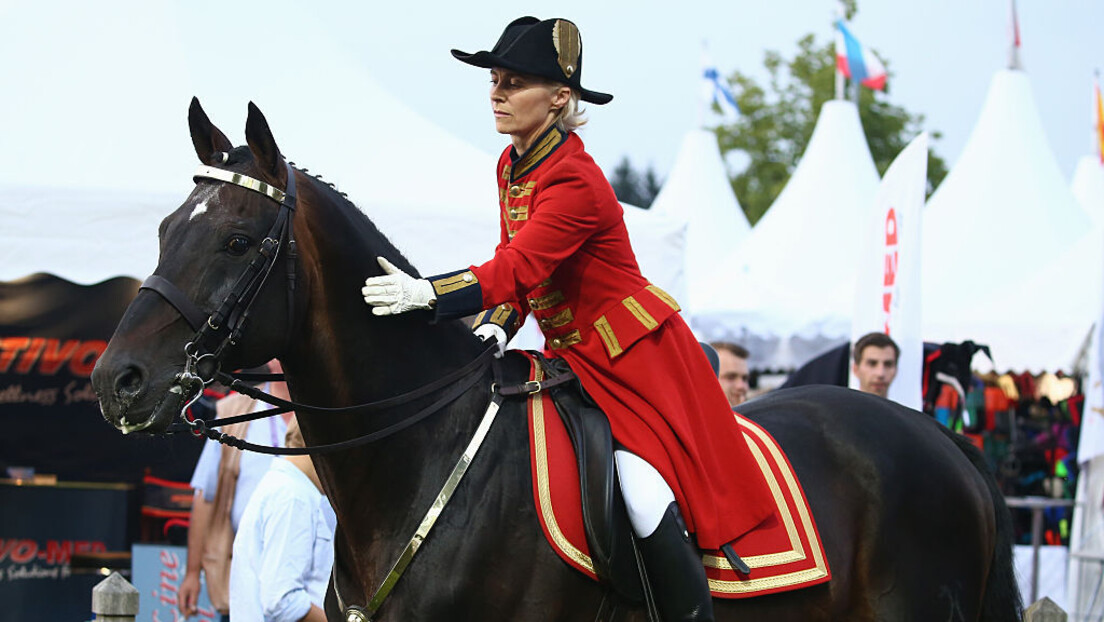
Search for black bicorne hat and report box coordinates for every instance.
[451,16,613,105]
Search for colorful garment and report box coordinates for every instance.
[430,126,773,547]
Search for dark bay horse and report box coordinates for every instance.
[92,99,1021,621]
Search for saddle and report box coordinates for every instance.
[496,351,643,603]
[539,356,645,606]
[504,351,832,602]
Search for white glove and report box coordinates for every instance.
[361,257,436,316]
[473,323,507,358]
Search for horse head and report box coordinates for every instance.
[92,98,307,434]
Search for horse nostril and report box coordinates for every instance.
[114,366,145,399]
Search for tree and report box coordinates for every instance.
[714,33,948,225]
[609,156,663,208]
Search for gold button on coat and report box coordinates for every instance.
[508,185,522,197]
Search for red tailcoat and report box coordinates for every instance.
[430,127,773,548]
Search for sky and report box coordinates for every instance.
[318,0,1104,184]
[0,0,1099,194]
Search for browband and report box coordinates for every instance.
[194,165,287,204]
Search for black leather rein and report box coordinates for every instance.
[191,344,500,455]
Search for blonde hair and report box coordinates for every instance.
[553,88,587,133]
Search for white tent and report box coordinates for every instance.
[692,100,880,369]
[0,0,685,302]
[650,129,750,314]
[1073,156,1104,225]
[921,69,1094,372]
[0,0,497,283]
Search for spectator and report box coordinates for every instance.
[711,342,751,407]
[179,361,289,621]
[852,332,900,398]
[229,417,334,622]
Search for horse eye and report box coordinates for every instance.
[225,235,252,256]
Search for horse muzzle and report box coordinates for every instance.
[92,359,189,435]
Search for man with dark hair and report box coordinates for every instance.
[852,332,900,398]
[711,342,751,407]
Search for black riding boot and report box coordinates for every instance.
[637,502,715,622]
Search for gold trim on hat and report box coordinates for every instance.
[552,20,581,79]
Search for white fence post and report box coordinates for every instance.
[91,571,138,621]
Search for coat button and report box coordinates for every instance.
[509,209,518,218]
[462,273,473,282]
[550,338,562,348]
[509,185,522,197]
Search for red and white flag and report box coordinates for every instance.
[1008,0,1023,69]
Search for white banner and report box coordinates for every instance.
[849,133,928,410]
[1079,322,1104,464]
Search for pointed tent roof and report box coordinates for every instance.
[0,1,688,300]
[0,1,496,209]
[0,0,498,282]
[923,70,1091,316]
[693,100,880,368]
[922,71,1095,369]
[650,129,750,313]
[1073,155,1104,224]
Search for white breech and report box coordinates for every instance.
[614,449,677,538]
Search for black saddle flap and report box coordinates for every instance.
[539,355,644,606]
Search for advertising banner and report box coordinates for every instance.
[0,481,130,620]
[132,543,218,622]
[850,133,928,410]
[0,274,203,483]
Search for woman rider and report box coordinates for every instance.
[361,16,774,621]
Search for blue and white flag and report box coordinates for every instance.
[701,45,739,123]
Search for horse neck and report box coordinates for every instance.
[284,181,482,402]
[276,181,490,565]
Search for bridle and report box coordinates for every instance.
[137,155,577,621]
[137,157,300,432]
[135,156,511,453]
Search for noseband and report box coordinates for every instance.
[137,159,299,426]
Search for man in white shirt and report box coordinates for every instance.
[229,418,334,622]
[180,363,289,620]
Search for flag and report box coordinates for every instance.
[1008,0,1023,70]
[701,45,739,122]
[834,20,887,91]
[1009,0,1021,49]
[1096,73,1104,164]
[850,133,928,409]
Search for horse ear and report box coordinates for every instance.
[244,101,286,186]
[188,97,233,165]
